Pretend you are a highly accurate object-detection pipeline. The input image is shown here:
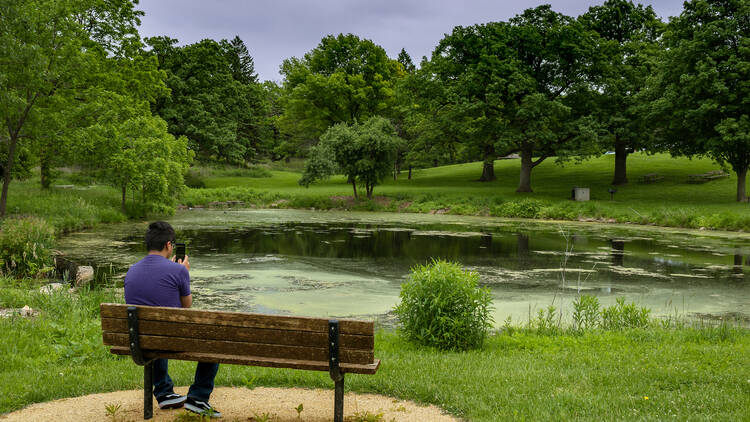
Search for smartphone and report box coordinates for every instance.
[175,242,186,263]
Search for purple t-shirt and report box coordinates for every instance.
[124,255,191,308]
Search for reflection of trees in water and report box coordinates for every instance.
[611,240,625,267]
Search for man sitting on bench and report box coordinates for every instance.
[124,221,221,418]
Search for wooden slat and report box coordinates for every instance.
[100,303,373,335]
[101,318,374,350]
[102,332,373,365]
[108,347,380,375]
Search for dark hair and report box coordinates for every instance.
[145,221,175,252]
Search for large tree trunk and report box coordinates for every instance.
[516,143,533,193]
[408,166,412,180]
[351,179,358,199]
[0,135,19,217]
[479,158,496,182]
[737,167,748,202]
[478,147,496,182]
[612,138,629,185]
[40,153,52,189]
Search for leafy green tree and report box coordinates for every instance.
[421,7,600,189]
[651,0,750,201]
[426,22,518,182]
[580,0,664,185]
[147,36,267,163]
[505,6,601,192]
[278,34,403,156]
[1,0,103,215]
[300,116,402,198]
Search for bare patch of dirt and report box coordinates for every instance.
[0,387,459,422]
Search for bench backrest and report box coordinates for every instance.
[100,303,375,367]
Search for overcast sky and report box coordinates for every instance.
[135,0,686,82]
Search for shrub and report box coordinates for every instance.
[600,297,651,330]
[498,199,542,218]
[394,259,493,351]
[572,295,600,332]
[0,217,55,277]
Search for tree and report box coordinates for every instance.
[107,116,193,214]
[147,36,267,163]
[397,48,416,73]
[651,0,750,202]
[1,0,92,215]
[422,7,600,190]
[426,22,519,182]
[300,116,402,199]
[580,0,664,185]
[278,34,403,156]
[506,6,601,192]
[228,35,258,84]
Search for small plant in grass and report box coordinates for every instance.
[394,259,493,351]
[530,305,562,335]
[0,217,55,277]
[572,295,601,332]
[104,402,122,420]
[172,410,217,422]
[600,297,651,330]
[250,411,276,422]
[346,410,386,422]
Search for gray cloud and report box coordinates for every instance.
[136,0,685,82]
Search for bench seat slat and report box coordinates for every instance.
[101,318,374,350]
[108,347,380,375]
[102,332,373,365]
[100,303,372,335]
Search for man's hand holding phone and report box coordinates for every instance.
[172,242,190,271]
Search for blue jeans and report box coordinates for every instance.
[152,359,220,402]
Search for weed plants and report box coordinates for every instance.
[0,217,56,277]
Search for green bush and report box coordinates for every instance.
[0,217,55,277]
[600,297,651,330]
[394,259,493,351]
[572,295,601,332]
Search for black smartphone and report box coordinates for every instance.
[175,242,186,263]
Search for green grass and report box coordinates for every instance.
[183,153,750,231]
[1,281,749,421]
[4,179,127,233]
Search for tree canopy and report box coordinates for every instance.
[580,0,664,185]
[651,0,750,201]
[300,116,402,198]
[278,34,403,156]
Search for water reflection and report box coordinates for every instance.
[56,209,750,325]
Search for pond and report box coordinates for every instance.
[57,209,750,326]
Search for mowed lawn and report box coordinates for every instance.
[198,153,749,223]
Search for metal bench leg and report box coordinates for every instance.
[334,374,344,422]
[144,360,153,420]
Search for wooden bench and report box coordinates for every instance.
[687,170,729,183]
[638,173,664,183]
[100,303,380,421]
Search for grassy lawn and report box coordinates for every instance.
[1,281,749,421]
[184,153,750,231]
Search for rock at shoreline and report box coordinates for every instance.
[75,266,94,287]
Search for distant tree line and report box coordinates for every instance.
[2,0,748,216]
